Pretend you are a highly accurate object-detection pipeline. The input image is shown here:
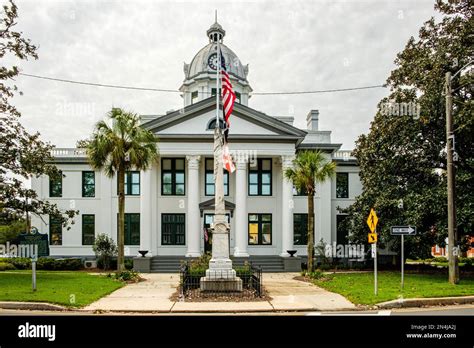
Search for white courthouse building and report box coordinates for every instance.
[31,22,362,271]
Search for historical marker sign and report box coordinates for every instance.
[18,231,49,257]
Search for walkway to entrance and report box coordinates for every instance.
[83,273,355,312]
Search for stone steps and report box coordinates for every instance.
[150,256,186,273]
[233,256,285,272]
[149,255,286,273]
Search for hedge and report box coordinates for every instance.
[97,257,133,271]
[0,262,16,271]
[0,257,83,271]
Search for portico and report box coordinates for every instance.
[136,150,299,260]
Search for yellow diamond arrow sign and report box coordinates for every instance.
[367,208,378,233]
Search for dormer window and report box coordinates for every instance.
[191,91,198,104]
[235,92,241,104]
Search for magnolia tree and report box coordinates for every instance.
[341,0,473,261]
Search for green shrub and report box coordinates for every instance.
[0,262,16,271]
[306,270,325,279]
[36,258,56,270]
[235,266,252,277]
[188,267,206,276]
[36,258,83,270]
[93,234,118,271]
[334,263,350,270]
[433,257,448,263]
[187,252,211,272]
[97,257,109,270]
[98,258,133,271]
[0,257,83,270]
[351,262,366,270]
[112,270,140,282]
[319,264,332,271]
[0,257,31,269]
[124,258,133,270]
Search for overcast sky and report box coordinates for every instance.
[9,0,439,150]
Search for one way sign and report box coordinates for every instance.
[390,226,417,235]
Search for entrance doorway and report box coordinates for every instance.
[203,213,230,253]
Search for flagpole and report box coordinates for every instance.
[213,29,226,239]
[216,35,220,129]
[213,30,225,223]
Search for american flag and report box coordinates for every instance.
[219,48,236,173]
[204,227,208,242]
[220,49,236,132]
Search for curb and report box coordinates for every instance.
[78,307,358,314]
[0,301,68,311]
[376,296,474,309]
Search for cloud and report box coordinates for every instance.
[11,0,438,149]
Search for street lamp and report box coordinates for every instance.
[445,60,473,285]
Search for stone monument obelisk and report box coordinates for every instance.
[200,20,242,291]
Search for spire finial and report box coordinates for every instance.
[207,12,225,43]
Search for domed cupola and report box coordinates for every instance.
[207,21,225,43]
[180,20,252,107]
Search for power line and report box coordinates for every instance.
[18,73,180,93]
[18,72,386,95]
[252,85,385,95]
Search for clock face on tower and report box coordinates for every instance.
[207,53,218,70]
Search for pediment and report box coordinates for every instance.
[142,97,306,141]
[199,198,235,216]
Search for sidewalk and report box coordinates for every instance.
[82,272,356,313]
[264,273,355,311]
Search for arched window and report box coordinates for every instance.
[206,118,225,130]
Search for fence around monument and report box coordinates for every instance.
[179,262,263,299]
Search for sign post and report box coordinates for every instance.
[391,226,417,290]
[367,208,379,296]
[374,232,377,296]
[32,253,37,292]
[401,234,404,289]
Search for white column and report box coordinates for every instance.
[234,158,249,257]
[319,178,332,243]
[100,172,113,240]
[186,155,201,257]
[140,169,152,256]
[280,155,295,257]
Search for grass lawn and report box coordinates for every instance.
[0,271,124,307]
[312,271,474,305]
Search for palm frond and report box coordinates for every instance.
[284,150,336,194]
[87,108,159,177]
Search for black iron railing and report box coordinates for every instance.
[179,262,263,299]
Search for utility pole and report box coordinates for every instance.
[445,72,459,284]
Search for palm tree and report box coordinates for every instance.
[284,150,336,272]
[87,108,158,271]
